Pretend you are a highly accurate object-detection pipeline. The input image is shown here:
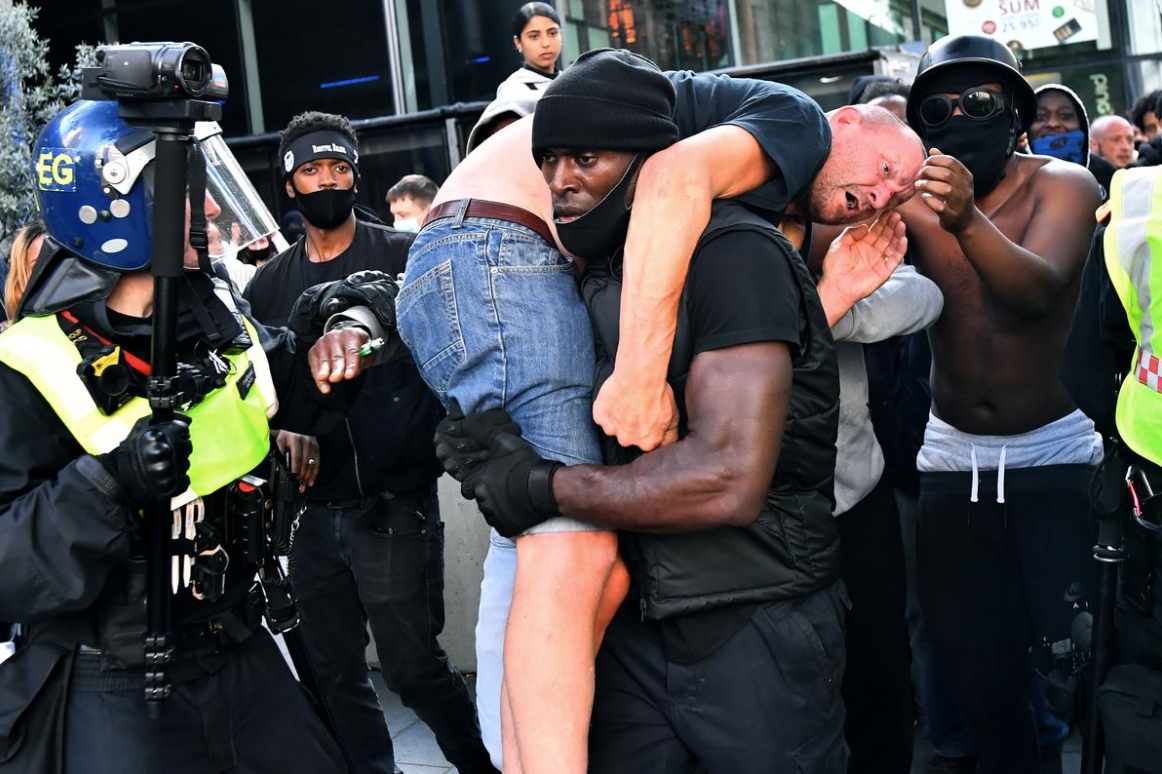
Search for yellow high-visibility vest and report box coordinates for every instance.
[1103,166,1162,467]
[0,304,278,506]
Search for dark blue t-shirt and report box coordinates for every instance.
[667,70,832,217]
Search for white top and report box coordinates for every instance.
[495,66,556,103]
[831,264,944,515]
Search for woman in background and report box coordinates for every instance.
[2,221,46,329]
[496,2,562,102]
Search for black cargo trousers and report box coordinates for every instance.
[588,581,849,774]
[63,629,346,774]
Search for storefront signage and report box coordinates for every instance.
[944,0,1105,51]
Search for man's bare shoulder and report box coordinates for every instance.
[1023,153,1101,201]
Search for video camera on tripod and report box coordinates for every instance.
[83,42,228,103]
[80,42,229,719]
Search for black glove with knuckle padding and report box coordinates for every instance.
[98,415,193,506]
[288,270,399,343]
[434,401,563,538]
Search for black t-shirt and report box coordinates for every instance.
[667,70,832,218]
[642,226,802,663]
[246,222,409,318]
[246,220,443,500]
[685,230,802,354]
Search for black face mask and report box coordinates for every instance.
[922,112,1015,198]
[293,186,357,230]
[242,243,273,265]
[917,65,1019,199]
[555,155,644,259]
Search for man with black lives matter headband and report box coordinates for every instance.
[896,35,1102,773]
[245,112,495,774]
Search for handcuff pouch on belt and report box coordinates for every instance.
[228,469,302,635]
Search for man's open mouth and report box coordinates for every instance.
[555,207,585,223]
[845,192,859,213]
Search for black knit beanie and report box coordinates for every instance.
[532,48,678,160]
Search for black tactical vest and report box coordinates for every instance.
[582,201,841,619]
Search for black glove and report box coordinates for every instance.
[435,403,562,537]
[434,399,522,481]
[288,270,399,342]
[98,415,193,506]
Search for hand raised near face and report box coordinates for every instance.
[914,148,977,234]
[817,210,908,310]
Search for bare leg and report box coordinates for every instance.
[502,531,623,773]
[500,681,523,774]
[595,552,630,649]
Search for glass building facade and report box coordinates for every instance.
[29,0,1162,217]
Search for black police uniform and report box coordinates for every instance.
[1061,185,1162,774]
[0,274,360,774]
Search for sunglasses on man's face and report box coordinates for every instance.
[919,88,1007,127]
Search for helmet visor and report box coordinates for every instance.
[200,133,278,258]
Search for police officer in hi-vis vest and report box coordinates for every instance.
[0,95,396,773]
[1062,127,1162,772]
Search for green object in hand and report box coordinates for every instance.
[359,338,385,358]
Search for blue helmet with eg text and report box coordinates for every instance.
[33,99,277,272]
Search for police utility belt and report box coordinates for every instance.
[1122,456,1162,634]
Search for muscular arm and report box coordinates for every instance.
[596,126,777,449]
[916,154,1100,319]
[555,341,789,532]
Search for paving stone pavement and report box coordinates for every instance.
[373,670,458,773]
[372,669,1084,774]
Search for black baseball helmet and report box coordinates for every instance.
[907,35,1037,137]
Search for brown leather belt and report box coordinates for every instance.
[423,198,556,247]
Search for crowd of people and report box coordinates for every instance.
[1,1,1161,773]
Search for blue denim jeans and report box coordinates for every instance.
[397,209,607,765]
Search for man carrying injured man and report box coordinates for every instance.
[396,49,924,772]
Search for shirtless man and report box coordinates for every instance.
[396,55,922,773]
[899,35,1103,773]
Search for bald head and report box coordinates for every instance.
[807,104,926,223]
[1091,115,1135,168]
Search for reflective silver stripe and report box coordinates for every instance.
[1115,170,1158,349]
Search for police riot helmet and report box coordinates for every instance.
[906,35,1037,138]
[32,99,277,273]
